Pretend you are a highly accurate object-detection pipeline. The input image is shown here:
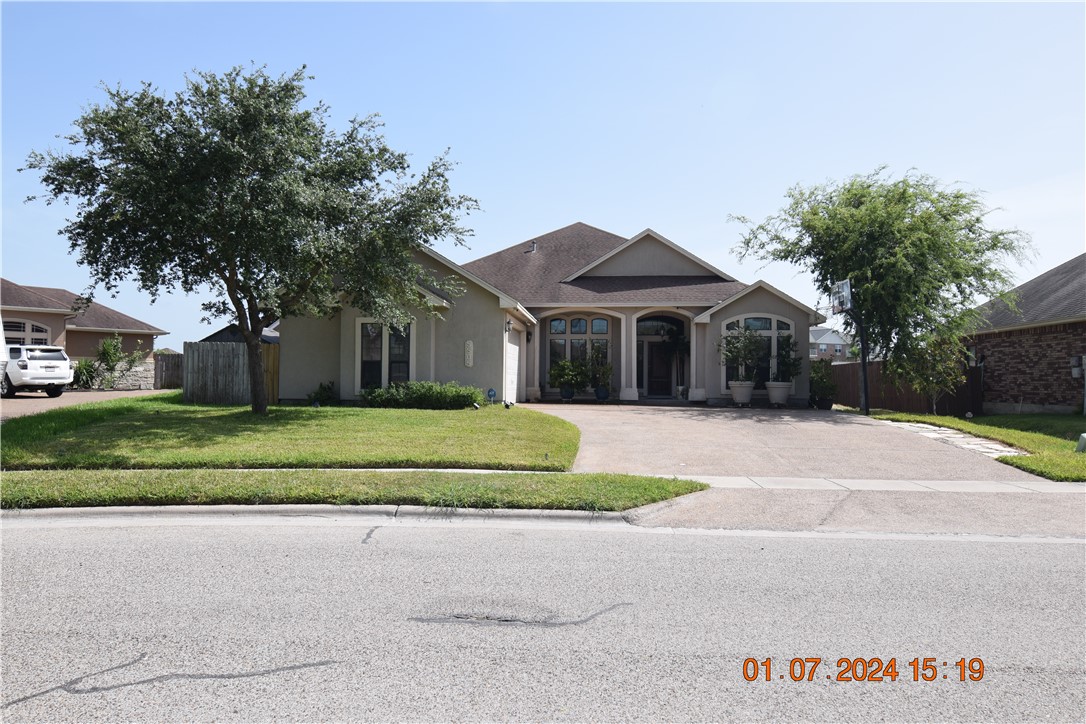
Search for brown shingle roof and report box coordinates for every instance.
[463,222,747,306]
[0,278,71,313]
[976,253,1086,331]
[21,285,167,335]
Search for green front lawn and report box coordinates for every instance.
[871,411,1086,482]
[0,469,707,511]
[1,392,578,471]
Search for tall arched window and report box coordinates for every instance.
[546,315,611,388]
[720,315,794,390]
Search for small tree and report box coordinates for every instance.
[23,66,475,414]
[773,333,804,382]
[718,326,766,383]
[732,167,1031,413]
[94,333,146,388]
[903,333,969,414]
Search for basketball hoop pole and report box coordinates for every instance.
[844,309,871,415]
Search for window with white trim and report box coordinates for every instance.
[4,319,50,346]
[721,315,795,390]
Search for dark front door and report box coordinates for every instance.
[647,342,671,396]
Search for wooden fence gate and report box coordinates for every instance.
[182,342,279,405]
[153,352,184,389]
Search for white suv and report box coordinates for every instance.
[1,345,75,398]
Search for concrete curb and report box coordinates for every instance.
[0,503,628,526]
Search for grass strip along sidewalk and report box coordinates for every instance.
[871,411,1086,482]
[1,393,707,510]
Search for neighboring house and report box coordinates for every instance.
[1,278,167,387]
[968,253,1086,414]
[279,222,823,405]
[201,321,280,344]
[808,326,852,361]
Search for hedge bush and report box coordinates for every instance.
[358,381,485,410]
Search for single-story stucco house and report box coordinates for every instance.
[278,222,824,405]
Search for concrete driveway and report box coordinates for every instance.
[525,404,1043,482]
[0,388,167,422]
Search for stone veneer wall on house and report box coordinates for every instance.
[973,320,1086,414]
[109,360,156,390]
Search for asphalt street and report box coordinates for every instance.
[2,513,1083,722]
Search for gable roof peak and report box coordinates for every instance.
[562,227,735,283]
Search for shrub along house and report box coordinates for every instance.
[278,223,823,405]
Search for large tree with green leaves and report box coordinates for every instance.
[23,66,476,414]
[732,168,1032,413]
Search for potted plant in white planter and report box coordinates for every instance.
[718,326,764,406]
[766,333,803,408]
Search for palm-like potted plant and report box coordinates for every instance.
[766,333,803,407]
[718,326,764,406]
[549,358,590,401]
[809,357,837,410]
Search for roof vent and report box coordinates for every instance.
[528,241,537,253]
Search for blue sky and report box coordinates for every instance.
[3,1,1083,350]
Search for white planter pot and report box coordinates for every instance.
[765,381,792,407]
[729,381,755,406]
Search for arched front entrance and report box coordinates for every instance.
[636,314,686,397]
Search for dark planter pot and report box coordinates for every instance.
[816,397,834,410]
[560,386,575,401]
[595,386,609,401]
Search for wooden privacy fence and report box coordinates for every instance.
[153,352,184,389]
[182,341,280,405]
[830,360,983,416]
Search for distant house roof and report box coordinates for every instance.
[809,327,850,345]
[463,222,748,306]
[975,253,1086,332]
[20,285,167,335]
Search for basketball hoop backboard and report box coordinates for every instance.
[831,279,852,314]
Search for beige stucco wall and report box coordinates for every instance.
[277,314,340,401]
[705,287,813,403]
[431,278,508,395]
[586,239,710,277]
[65,331,155,360]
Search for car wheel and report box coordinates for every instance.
[1,375,14,399]
[46,386,64,398]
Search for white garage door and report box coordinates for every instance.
[504,332,520,403]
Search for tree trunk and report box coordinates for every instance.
[243,334,268,415]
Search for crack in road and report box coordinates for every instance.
[2,653,337,709]
[361,526,379,544]
[410,602,632,627]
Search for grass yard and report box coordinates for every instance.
[0,469,707,511]
[871,411,1086,482]
[0,392,578,471]
[1,393,710,510]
